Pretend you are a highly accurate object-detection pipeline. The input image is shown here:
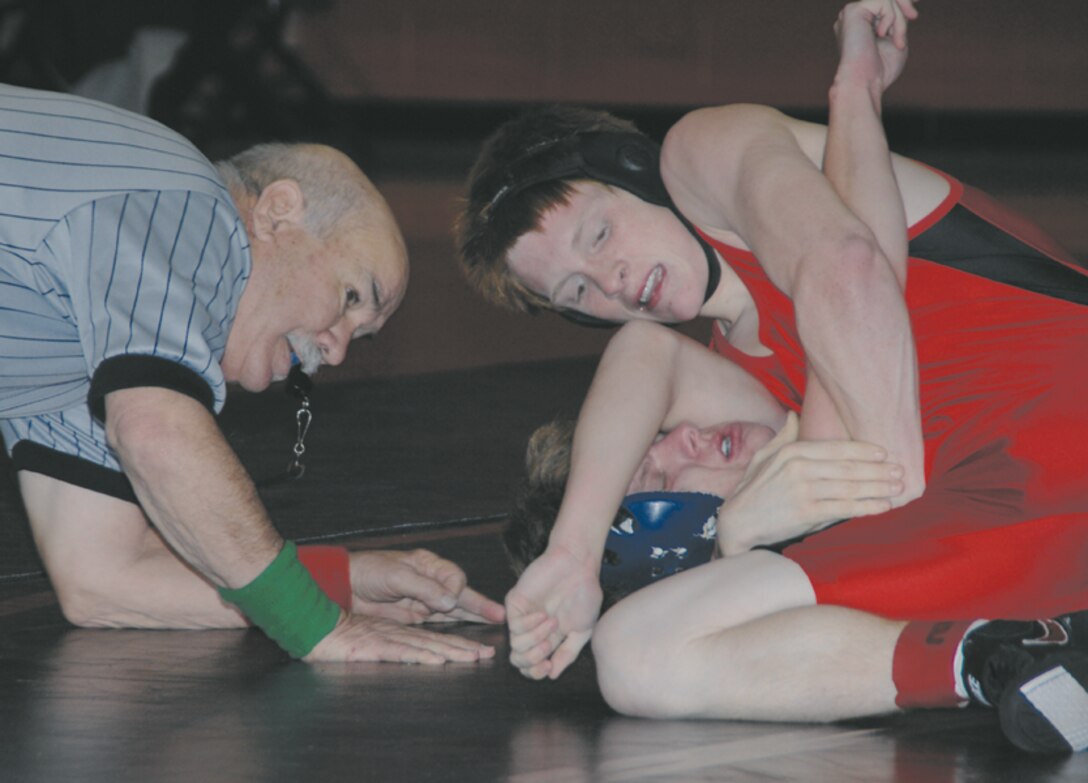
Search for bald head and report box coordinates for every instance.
[216,143,400,243]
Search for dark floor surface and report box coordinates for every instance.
[0,356,600,581]
[4,525,1088,783]
[4,358,1088,782]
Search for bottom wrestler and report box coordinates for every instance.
[504,323,1088,754]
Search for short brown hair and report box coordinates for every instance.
[504,419,576,575]
[455,105,638,313]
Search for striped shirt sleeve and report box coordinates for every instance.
[59,189,251,419]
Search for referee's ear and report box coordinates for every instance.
[250,179,306,241]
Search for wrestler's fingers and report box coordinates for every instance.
[815,477,905,501]
[804,458,905,483]
[505,589,546,620]
[510,634,558,670]
[811,439,889,460]
[518,659,553,681]
[886,0,912,49]
[548,632,592,679]
[873,5,894,39]
[894,0,919,21]
[511,626,562,669]
[507,608,552,635]
[509,614,559,654]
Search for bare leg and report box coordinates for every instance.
[593,550,904,722]
[20,471,247,629]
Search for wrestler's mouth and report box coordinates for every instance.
[718,426,741,462]
[638,265,664,310]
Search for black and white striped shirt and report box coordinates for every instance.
[0,83,251,498]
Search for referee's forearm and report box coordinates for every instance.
[105,386,283,589]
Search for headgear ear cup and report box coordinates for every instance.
[600,491,723,599]
[616,142,654,175]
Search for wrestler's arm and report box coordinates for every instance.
[508,321,782,679]
[551,322,783,563]
[662,103,924,506]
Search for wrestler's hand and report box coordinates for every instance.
[716,412,904,556]
[505,543,602,680]
[304,611,496,664]
[834,0,918,95]
[348,548,505,625]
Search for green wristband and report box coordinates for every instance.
[219,540,342,659]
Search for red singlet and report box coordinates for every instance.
[708,170,1088,620]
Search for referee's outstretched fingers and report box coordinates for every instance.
[304,614,496,664]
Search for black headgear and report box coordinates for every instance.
[484,131,721,328]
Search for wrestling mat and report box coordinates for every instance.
[0,356,597,581]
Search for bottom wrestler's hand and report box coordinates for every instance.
[349,548,505,625]
[304,612,496,664]
[505,544,602,680]
[717,412,904,555]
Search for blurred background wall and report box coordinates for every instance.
[3,0,1085,382]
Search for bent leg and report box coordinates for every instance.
[593,549,905,722]
[20,470,246,629]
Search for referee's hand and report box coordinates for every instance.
[348,548,506,625]
[303,612,496,664]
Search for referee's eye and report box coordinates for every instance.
[345,287,360,308]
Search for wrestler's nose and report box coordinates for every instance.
[594,258,627,299]
[671,422,702,459]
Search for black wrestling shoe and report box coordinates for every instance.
[961,611,1088,708]
[998,652,1088,754]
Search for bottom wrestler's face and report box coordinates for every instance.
[626,421,776,498]
[506,182,709,324]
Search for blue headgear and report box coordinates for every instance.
[600,491,724,598]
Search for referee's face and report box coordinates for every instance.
[226,217,409,391]
[308,220,409,366]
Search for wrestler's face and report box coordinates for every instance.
[626,421,776,498]
[224,219,408,391]
[506,182,709,324]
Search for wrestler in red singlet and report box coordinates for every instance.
[708,169,1088,621]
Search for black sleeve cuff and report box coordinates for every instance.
[11,442,138,503]
[88,355,217,422]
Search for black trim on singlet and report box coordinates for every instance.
[88,354,216,423]
[11,441,138,503]
[908,204,1088,306]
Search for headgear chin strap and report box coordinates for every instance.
[486,131,721,328]
[600,491,724,599]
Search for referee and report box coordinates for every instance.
[0,83,504,662]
